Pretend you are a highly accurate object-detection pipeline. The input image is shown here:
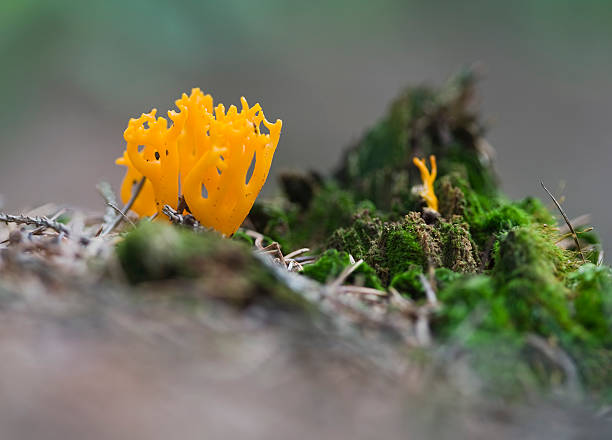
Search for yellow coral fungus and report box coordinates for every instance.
[116,88,282,236]
[412,155,438,211]
[115,151,157,217]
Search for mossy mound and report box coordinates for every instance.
[245,70,611,400]
[116,221,306,308]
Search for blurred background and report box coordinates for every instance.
[1,0,611,251]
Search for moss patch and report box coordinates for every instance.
[116,222,304,308]
[301,249,384,290]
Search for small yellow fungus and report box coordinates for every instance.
[412,155,438,212]
[116,88,282,236]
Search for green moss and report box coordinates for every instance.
[116,221,223,284]
[300,184,376,248]
[480,203,532,235]
[491,226,584,340]
[430,225,612,399]
[327,210,383,262]
[438,172,555,254]
[252,183,377,252]
[471,202,532,249]
[493,225,578,281]
[438,218,480,272]
[442,172,491,223]
[435,225,584,341]
[390,266,468,302]
[389,267,425,300]
[436,175,467,218]
[115,222,308,308]
[329,211,484,285]
[567,263,612,345]
[382,226,427,281]
[435,274,508,338]
[433,267,462,289]
[301,249,384,290]
[231,229,254,246]
[516,196,556,225]
[328,211,443,285]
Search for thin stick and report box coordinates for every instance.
[96,181,118,225]
[0,213,70,235]
[31,208,67,235]
[415,311,432,346]
[245,229,264,249]
[418,273,438,306]
[101,177,145,236]
[106,202,135,227]
[558,214,591,234]
[337,285,387,296]
[161,205,205,230]
[555,228,593,244]
[285,248,310,260]
[540,180,586,263]
[329,259,363,288]
[161,205,183,224]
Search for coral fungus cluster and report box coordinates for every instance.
[117,88,282,236]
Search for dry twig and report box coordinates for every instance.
[329,259,364,288]
[418,273,438,307]
[0,213,70,236]
[106,203,136,227]
[101,177,145,236]
[96,181,118,225]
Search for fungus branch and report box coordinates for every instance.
[412,155,438,211]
